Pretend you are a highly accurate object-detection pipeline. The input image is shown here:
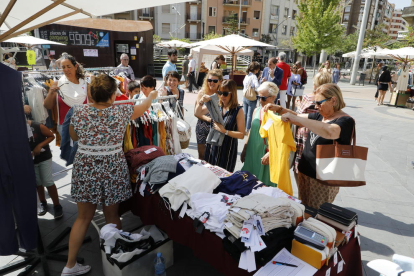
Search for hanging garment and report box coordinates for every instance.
[396,67,410,91]
[58,75,88,108]
[26,86,49,124]
[152,122,158,147]
[123,124,134,153]
[158,121,167,153]
[60,107,78,166]
[171,116,182,154]
[0,64,38,255]
[205,94,226,146]
[259,111,296,196]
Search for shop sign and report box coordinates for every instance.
[40,30,110,47]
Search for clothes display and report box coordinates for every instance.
[204,105,242,172]
[186,192,242,238]
[0,64,38,255]
[241,107,275,187]
[259,111,296,195]
[25,82,49,124]
[215,171,264,197]
[159,165,221,211]
[396,67,410,91]
[139,155,178,185]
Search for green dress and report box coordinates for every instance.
[241,107,277,187]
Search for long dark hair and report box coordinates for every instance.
[61,54,85,79]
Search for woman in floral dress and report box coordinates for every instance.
[61,75,157,276]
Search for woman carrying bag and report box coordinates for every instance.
[243,62,260,133]
[264,83,355,209]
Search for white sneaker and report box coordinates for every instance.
[61,263,91,275]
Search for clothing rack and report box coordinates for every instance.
[21,67,119,74]
[113,94,177,104]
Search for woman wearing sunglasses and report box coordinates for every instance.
[264,83,354,209]
[196,79,245,172]
[194,69,223,159]
[241,82,278,186]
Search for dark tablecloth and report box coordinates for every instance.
[120,193,363,276]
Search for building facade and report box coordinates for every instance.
[389,9,408,40]
[402,0,414,26]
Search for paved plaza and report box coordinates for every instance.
[1,72,414,276]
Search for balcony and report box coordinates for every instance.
[270,15,279,21]
[187,14,202,22]
[186,32,202,40]
[222,16,250,25]
[139,11,154,20]
[223,0,252,7]
[402,6,414,26]
[189,0,202,4]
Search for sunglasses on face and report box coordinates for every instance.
[313,97,332,106]
[207,79,219,83]
[256,95,272,101]
[217,91,231,97]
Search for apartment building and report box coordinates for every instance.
[203,0,264,40]
[389,9,408,40]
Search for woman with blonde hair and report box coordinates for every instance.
[196,79,245,172]
[194,69,223,159]
[241,81,279,186]
[264,83,354,208]
[319,60,332,75]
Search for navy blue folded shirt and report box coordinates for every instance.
[214,171,264,197]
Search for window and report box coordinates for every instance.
[284,8,289,18]
[254,11,260,20]
[209,7,217,17]
[269,24,277,33]
[290,26,295,36]
[345,6,351,12]
[270,5,279,20]
[253,28,259,37]
[208,26,216,34]
[292,10,297,20]
[343,15,349,21]
[282,25,287,35]
[162,5,170,13]
[162,23,170,34]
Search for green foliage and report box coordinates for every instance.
[325,30,358,55]
[153,34,161,43]
[363,24,390,48]
[225,13,240,34]
[203,32,222,41]
[292,0,343,56]
[259,34,272,44]
[280,38,294,49]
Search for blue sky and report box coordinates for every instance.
[394,0,411,9]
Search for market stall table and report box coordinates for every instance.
[120,192,363,276]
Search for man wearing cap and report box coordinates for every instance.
[187,54,199,93]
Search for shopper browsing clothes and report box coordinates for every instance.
[243,61,260,132]
[264,83,354,208]
[196,79,245,172]
[161,70,185,117]
[377,65,392,106]
[61,74,157,275]
[114,53,135,80]
[27,119,63,219]
[44,54,90,135]
[241,81,278,186]
[194,69,223,160]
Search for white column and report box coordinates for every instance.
[371,0,379,30]
[350,0,372,85]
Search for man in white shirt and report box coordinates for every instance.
[187,54,199,93]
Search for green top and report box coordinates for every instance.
[241,107,277,187]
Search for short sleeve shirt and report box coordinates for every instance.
[298,113,355,178]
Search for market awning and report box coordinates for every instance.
[156,40,192,48]
[0,0,195,42]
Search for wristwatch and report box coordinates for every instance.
[225,130,229,136]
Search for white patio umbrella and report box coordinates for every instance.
[383,47,414,63]
[4,35,66,45]
[156,40,192,48]
[0,0,195,42]
[192,34,275,78]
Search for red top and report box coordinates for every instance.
[58,96,87,125]
[115,94,132,105]
[276,61,291,90]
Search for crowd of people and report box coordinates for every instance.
[20,50,359,275]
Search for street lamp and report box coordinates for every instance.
[171,6,181,38]
[274,16,291,56]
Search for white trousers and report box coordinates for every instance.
[279,90,287,108]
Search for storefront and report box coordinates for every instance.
[38,18,153,77]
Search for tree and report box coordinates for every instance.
[259,34,272,44]
[292,0,343,72]
[153,34,161,44]
[363,24,391,49]
[203,32,222,41]
[326,29,358,55]
[224,13,240,34]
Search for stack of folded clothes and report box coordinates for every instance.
[186,192,241,238]
[224,194,303,239]
[214,171,264,197]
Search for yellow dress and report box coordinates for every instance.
[259,111,296,195]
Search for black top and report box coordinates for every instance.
[298,113,355,179]
[378,70,391,83]
[29,121,52,164]
[166,87,184,118]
